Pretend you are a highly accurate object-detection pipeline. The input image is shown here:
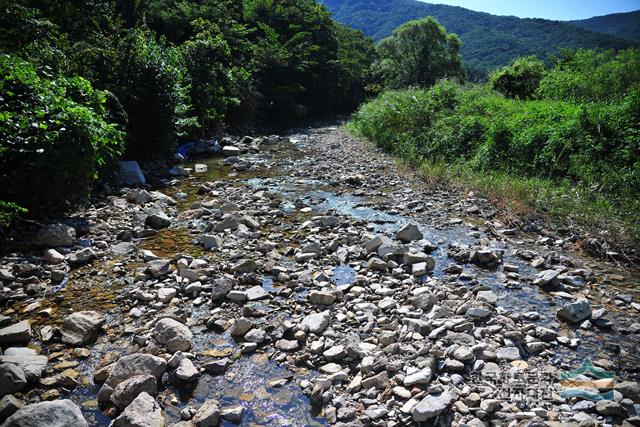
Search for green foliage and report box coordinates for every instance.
[374,17,463,89]
[537,48,640,102]
[0,201,27,231]
[490,56,546,99]
[570,11,640,44]
[349,60,640,239]
[318,0,637,79]
[0,54,124,214]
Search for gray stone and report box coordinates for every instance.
[145,212,171,230]
[111,392,164,427]
[232,259,256,274]
[0,354,47,383]
[396,224,423,242]
[222,146,241,157]
[0,395,23,420]
[230,318,252,338]
[496,347,521,361]
[302,312,330,335]
[193,399,220,427]
[276,339,299,352]
[0,363,27,396]
[105,354,167,387]
[309,290,336,305]
[67,248,97,267]
[201,235,222,250]
[412,389,456,421]
[147,259,172,278]
[126,189,152,205]
[175,358,198,382]
[153,318,193,352]
[43,249,65,264]
[1,400,87,427]
[110,374,157,409]
[557,299,592,323]
[245,285,267,301]
[61,311,105,346]
[404,367,433,387]
[0,321,31,346]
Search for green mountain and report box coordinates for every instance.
[570,11,640,44]
[318,0,637,79]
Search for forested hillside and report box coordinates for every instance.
[571,11,640,43]
[318,0,637,78]
[0,0,375,220]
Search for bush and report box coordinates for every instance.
[112,29,194,159]
[489,56,546,99]
[349,80,639,202]
[0,54,124,215]
[537,48,640,102]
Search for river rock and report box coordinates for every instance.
[147,259,172,278]
[496,347,521,361]
[153,318,193,352]
[0,363,27,396]
[120,160,146,185]
[34,223,76,248]
[232,259,257,274]
[230,318,252,338]
[175,358,198,382]
[302,312,330,335]
[412,389,456,421]
[111,392,164,427]
[0,395,23,420]
[222,146,241,157]
[1,399,87,427]
[67,248,97,267]
[0,321,31,346]
[557,299,592,323]
[126,189,152,205]
[145,212,171,229]
[61,311,105,346]
[110,374,157,409]
[193,399,220,427]
[43,249,65,264]
[0,353,47,383]
[105,354,167,387]
[396,224,423,242]
[309,290,336,305]
[276,339,299,352]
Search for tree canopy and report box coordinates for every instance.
[373,17,464,89]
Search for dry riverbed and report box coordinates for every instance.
[0,126,639,426]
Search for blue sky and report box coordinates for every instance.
[420,0,640,20]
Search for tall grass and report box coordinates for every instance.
[347,81,640,243]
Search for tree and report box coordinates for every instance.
[490,56,546,99]
[373,17,464,89]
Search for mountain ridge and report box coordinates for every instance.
[318,0,637,78]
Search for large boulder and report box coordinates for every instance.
[0,353,47,383]
[301,312,331,335]
[145,212,171,230]
[192,399,220,427]
[105,354,167,387]
[412,389,457,422]
[110,374,157,409]
[0,321,31,346]
[396,224,423,243]
[34,223,76,248]
[153,318,193,352]
[111,392,164,427]
[0,400,87,427]
[557,299,592,323]
[0,363,27,396]
[61,311,105,346]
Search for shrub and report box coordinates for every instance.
[537,48,640,102]
[0,54,124,215]
[489,56,546,99]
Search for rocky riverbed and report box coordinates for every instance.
[0,126,639,426]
